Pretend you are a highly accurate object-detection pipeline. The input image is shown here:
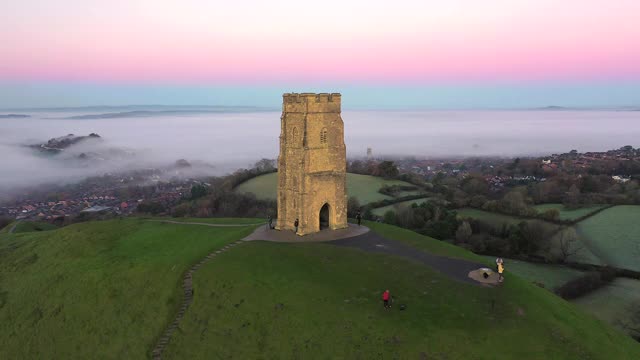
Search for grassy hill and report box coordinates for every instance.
[577,205,640,271]
[0,218,256,359]
[163,222,640,359]
[234,172,416,205]
[1,218,639,358]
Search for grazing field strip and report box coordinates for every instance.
[534,204,606,222]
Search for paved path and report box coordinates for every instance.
[151,239,247,359]
[329,231,490,286]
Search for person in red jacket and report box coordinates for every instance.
[382,290,391,309]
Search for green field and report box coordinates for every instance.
[534,204,605,221]
[0,218,256,359]
[574,278,640,338]
[480,256,585,290]
[371,198,431,216]
[234,172,415,205]
[165,225,640,359]
[577,205,640,271]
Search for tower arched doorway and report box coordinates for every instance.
[319,203,330,230]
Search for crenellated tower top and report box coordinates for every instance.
[282,93,341,113]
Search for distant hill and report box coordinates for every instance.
[64,108,274,120]
[533,106,574,111]
[0,105,277,113]
[0,114,30,118]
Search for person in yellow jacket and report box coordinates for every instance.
[498,262,505,282]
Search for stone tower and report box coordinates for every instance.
[276,93,348,235]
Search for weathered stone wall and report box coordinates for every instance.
[276,93,348,235]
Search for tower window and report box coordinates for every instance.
[292,127,298,144]
[320,128,328,144]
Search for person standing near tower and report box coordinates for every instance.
[356,211,362,226]
[294,218,299,233]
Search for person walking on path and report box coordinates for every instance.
[294,218,299,233]
[382,289,391,309]
[267,215,273,230]
[356,211,362,226]
[498,261,505,283]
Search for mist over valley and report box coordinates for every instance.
[1,106,639,194]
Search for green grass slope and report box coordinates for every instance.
[165,238,640,359]
[0,218,256,359]
[234,172,415,204]
[577,205,640,271]
[534,204,605,221]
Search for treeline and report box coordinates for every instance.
[459,218,565,261]
[366,201,460,240]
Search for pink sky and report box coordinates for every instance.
[1,0,640,84]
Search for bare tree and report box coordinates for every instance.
[557,228,583,263]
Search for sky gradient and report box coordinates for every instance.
[1,0,639,108]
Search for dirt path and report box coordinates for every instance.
[329,231,488,286]
[151,239,247,359]
[150,220,261,359]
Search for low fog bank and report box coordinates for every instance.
[1,109,639,193]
